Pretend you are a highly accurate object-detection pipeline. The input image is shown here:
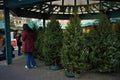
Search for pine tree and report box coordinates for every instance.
[89,15,120,72]
[34,27,44,60]
[61,15,89,75]
[43,16,63,66]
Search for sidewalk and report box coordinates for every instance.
[0,55,120,80]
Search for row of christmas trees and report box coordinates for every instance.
[34,13,120,77]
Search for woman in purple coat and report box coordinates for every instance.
[22,24,37,70]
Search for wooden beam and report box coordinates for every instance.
[40,4,49,13]
[11,8,120,20]
[86,0,90,13]
[109,9,120,18]
[4,0,57,8]
[0,5,3,9]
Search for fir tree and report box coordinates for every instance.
[34,27,44,60]
[61,15,89,75]
[89,15,120,72]
[43,16,63,66]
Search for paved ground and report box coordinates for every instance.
[0,55,120,80]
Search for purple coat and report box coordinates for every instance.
[21,30,34,53]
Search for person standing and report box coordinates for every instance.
[21,24,37,70]
[16,32,22,55]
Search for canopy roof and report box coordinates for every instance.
[0,0,120,19]
[0,0,120,65]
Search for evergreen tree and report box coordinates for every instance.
[61,15,89,75]
[89,15,120,72]
[43,16,63,66]
[34,27,44,60]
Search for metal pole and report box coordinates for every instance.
[4,8,12,65]
[43,18,45,29]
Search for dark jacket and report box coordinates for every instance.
[16,34,22,46]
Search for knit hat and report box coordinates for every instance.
[27,20,34,29]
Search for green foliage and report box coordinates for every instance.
[61,15,90,75]
[42,16,63,65]
[33,24,40,53]
[89,15,120,72]
[34,27,44,60]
